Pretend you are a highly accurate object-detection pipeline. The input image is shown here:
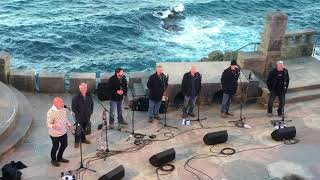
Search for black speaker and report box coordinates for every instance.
[271,126,296,141]
[98,165,125,180]
[97,83,110,101]
[203,130,228,145]
[149,148,175,167]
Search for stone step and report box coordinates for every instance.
[0,82,18,142]
[286,88,320,103]
[0,86,33,161]
[288,84,320,93]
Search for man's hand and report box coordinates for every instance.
[117,90,124,95]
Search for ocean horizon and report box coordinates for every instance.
[0,0,319,75]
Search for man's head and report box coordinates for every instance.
[190,65,197,76]
[79,83,88,96]
[53,97,64,110]
[276,61,284,71]
[230,60,238,71]
[115,67,124,78]
[156,65,163,76]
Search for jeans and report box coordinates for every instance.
[109,100,124,124]
[148,100,161,118]
[75,121,88,143]
[183,96,197,115]
[221,93,232,113]
[268,92,285,115]
[50,133,68,161]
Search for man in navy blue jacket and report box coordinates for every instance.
[108,68,128,129]
[147,65,168,123]
[267,61,290,117]
[181,65,202,118]
[220,60,240,118]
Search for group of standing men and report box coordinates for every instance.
[46,60,289,167]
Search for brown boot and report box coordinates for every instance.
[226,112,234,117]
[220,112,227,118]
[74,143,79,148]
[83,140,91,144]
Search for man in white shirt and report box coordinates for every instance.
[47,97,72,167]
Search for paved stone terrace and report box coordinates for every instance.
[0,91,319,180]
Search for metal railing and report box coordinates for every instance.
[215,42,261,61]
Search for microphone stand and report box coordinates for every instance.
[157,74,179,132]
[67,108,96,173]
[270,69,292,129]
[93,96,112,159]
[228,68,251,128]
[190,73,207,128]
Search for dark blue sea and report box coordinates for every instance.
[0,0,319,74]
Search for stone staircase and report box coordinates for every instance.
[0,81,33,161]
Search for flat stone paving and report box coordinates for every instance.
[0,91,319,180]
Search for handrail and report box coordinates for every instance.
[215,42,261,61]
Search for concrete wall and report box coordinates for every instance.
[69,73,96,94]
[39,72,65,93]
[281,29,316,59]
[0,52,10,84]
[9,69,35,92]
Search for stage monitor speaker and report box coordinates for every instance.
[271,126,296,141]
[98,165,125,180]
[203,130,228,145]
[149,148,175,167]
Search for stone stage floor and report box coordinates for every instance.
[0,92,320,180]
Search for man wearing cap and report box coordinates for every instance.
[267,61,290,117]
[220,60,240,118]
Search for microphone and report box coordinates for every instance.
[64,105,71,111]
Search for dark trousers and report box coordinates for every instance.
[50,133,68,161]
[268,91,285,115]
[75,122,88,143]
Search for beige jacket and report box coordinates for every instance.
[47,105,71,137]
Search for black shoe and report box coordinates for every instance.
[154,116,161,120]
[182,113,188,118]
[149,117,154,123]
[58,158,70,163]
[188,112,196,117]
[51,160,60,167]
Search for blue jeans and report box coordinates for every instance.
[109,100,124,124]
[183,96,197,115]
[221,93,232,113]
[268,92,285,115]
[148,100,161,118]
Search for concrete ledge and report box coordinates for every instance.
[70,72,96,94]
[237,51,267,77]
[39,72,65,93]
[100,72,113,84]
[9,69,35,92]
[0,52,11,83]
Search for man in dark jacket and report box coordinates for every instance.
[220,60,240,118]
[72,83,93,148]
[147,65,168,122]
[181,65,202,118]
[108,68,128,129]
[267,61,290,117]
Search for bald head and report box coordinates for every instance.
[79,83,88,96]
[53,97,64,110]
[190,65,197,76]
